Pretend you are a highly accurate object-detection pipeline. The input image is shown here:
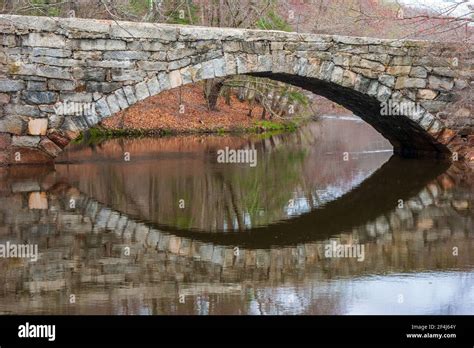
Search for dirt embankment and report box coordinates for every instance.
[100,84,349,133]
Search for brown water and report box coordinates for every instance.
[0,116,472,314]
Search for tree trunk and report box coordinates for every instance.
[204,78,225,111]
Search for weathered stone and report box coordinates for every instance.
[378,75,395,88]
[341,70,357,87]
[354,75,371,93]
[32,47,72,58]
[367,81,379,96]
[87,60,133,69]
[134,81,150,101]
[410,67,427,78]
[428,75,454,91]
[128,41,165,51]
[0,93,10,104]
[0,134,12,149]
[27,81,47,91]
[12,135,41,147]
[95,98,111,119]
[146,77,160,96]
[419,112,435,129]
[28,118,48,135]
[48,79,76,91]
[103,51,150,60]
[36,65,73,80]
[114,89,129,109]
[123,86,137,105]
[23,32,66,48]
[111,69,145,82]
[356,58,385,72]
[59,93,93,103]
[167,58,191,71]
[73,67,105,81]
[326,65,343,85]
[22,91,57,105]
[196,60,216,81]
[377,85,392,102]
[110,22,177,40]
[157,72,171,91]
[106,94,121,114]
[169,70,183,89]
[421,100,447,113]
[432,67,455,78]
[47,131,70,148]
[319,61,335,80]
[0,116,26,135]
[4,104,41,117]
[391,56,413,66]
[0,79,25,92]
[417,89,438,100]
[395,77,426,89]
[48,130,73,148]
[77,39,126,51]
[38,135,61,156]
[387,66,411,76]
[86,82,121,93]
[31,56,80,67]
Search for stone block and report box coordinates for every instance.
[114,89,129,109]
[169,70,183,89]
[28,118,48,135]
[0,79,25,92]
[12,135,41,147]
[22,91,57,105]
[417,89,438,100]
[95,98,111,119]
[428,75,454,91]
[134,81,150,101]
[78,39,126,51]
[106,94,121,114]
[395,77,426,89]
[123,86,137,105]
[39,137,62,156]
[23,32,66,48]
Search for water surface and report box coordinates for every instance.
[0,116,472,314]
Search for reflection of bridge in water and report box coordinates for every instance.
[0,157,472,314]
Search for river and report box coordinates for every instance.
[0,116,472,314]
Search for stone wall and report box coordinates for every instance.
[0,14,472,164]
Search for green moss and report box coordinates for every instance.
[253,120,298,132]
[73,119,304,145]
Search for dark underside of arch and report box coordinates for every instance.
[131,156,450,248]
[248,72,451,158]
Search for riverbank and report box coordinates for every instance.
[98,83,306,135]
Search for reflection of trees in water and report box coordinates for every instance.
[57,120,392,231]
[0,160,472,315]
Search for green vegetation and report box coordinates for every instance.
[257,10,292,31]
[73,119,303,146]
[29,0,61,16]
[253,120,298,132]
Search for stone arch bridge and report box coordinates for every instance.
[0,14,472,165]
